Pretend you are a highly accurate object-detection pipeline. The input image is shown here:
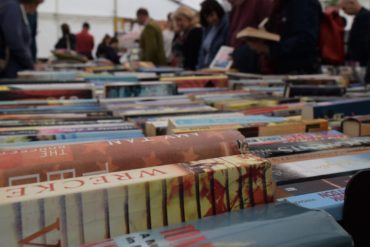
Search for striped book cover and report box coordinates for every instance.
[0,155,273,247]
[0,131,244,187]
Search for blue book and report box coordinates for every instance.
[172,116,286,128]
[303,98,370,120]
[280,188,345,221]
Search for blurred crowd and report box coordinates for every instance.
[0,0,369,83]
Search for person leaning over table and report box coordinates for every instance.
[246,0,322,75]
[0,0,36,78]
[173,6,203,70]
[197,0,229,69]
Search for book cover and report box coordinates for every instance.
[287,85,346,97]
[0,155,273,246]
[280,188,345,221]
[273,151,370,185]
[160,75,228,89]
[105,82,178,98]
[303,98,370,120]
[249,136,370,158]
[79,203,352,247]
[245,131,347,146]
[209,46,234,70]
[0,131,244,187]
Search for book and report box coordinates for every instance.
[236,27,281,42]
[342,115,370,137]
[248,137,370,158]
[0,155,273,246]
[0,118,126,128]
[17,70,78,81]
[287,85,346,97]
[169,118,329,138]
[272,151,370,185]
[0,84,94,101]
[302,98,370,120]
[160,75,228,89]
[105,82,178,98]
[209,46,234,70]
[245,131,347,146]
[0,131,244,187]
[214,99,279,111]
[280,188,345,221]
[78,203,352,247]
[243,103,304,117]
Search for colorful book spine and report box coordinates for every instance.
[0,155,273,246]
[161,76,228,89]
[280,188,345,220]
[0,131,244,187]
[105,83,178,98]
[245,131,346,146]
[249,136,370,158]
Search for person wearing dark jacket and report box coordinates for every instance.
[340,0,370,66]
[174,6,203,70]
[55,23,76,51]
[0,0,34,78]
[198,0,229,68]
[104,37,121,65]
[247,0,322,74]
[96,34,112,58]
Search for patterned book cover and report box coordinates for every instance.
[0,131,244,187]
[0,155,273,247]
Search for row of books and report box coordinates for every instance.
[1,70,369,246]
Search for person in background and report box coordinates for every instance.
[0,0,35,78]
[137,8,166,66]
[163,13,175,63]
[228,0,272,73]
[23,0,43,62]
[55,23,76,51]
[340,0,370,67]
[96,34,112,58]
[76,22,94,60]
[104,37,121,65]
[198,0,229,68]
[173,6,203,70]
[247,0,322,74]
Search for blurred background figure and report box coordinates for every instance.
[0,0,36,78]
[228,0,272,73]
[55,23,76,51]
[137,8,167,66]
[340,0,370,67]
[247,0,322,75]
[163,13,175,63]
[198,0,229,68]
[104,37,121,65]
[173,6,202,70]
[76,22,95,60]
[96,34,112,58]
[22,0,43,62]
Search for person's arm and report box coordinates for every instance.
[2,3,33,69]
[269,0,321,60]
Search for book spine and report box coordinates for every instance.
[0,155,273,246]
[0,131,244,187]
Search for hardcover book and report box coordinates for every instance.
[236,27,280,42]
[0,155,273,246]
[0,131,244,187]
[104,82,178,98]
[303,98,370,120]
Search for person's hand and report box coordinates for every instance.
[247,40,269,55]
